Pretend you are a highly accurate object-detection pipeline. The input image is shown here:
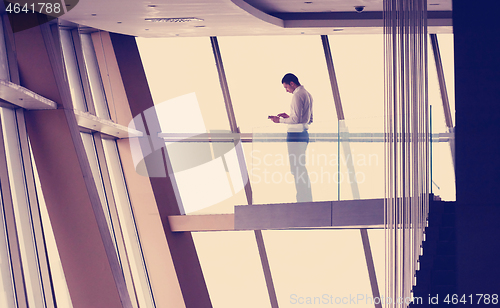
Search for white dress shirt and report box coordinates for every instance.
[280,85,313,132]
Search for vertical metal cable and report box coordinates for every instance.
[384,0,428,306]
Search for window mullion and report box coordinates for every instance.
[0,111,27,308]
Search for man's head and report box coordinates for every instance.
[282,73,301,93]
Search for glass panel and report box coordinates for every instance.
[101,139,155,308]
[431,34,455,126]
[338,118,385,201]
[0,20,9,80]
[0,107,45,307]
[428,34,455,201]
[217,35,336,134]
[431,134,456,201]
[81,134,142,307]
[326,35,385,201]
[163,137,249,214]
[80,33,111,119]
[368,229,386,301]
[0,190,16,308]
[217,35,386,204]
[328,35,385,126]
[136,36,229,131]
[193,231,271,308]
[0,19,15,308]
[263,230,373,307]
[60,29,88,112]
[251,123,340,204]
[80,133,115,241]
[136,37,239,213]
[132,92,247,214]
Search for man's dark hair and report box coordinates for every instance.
[282,73,301,86]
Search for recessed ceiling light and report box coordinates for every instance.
[305,1,313,4]
[117,21,122,24]
[91,13,97,16]
[145,17,204,23]
[148,5,157,7]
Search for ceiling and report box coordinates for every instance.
[245,0,451,13]
[59,0,452,38]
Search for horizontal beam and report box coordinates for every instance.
[158,132,453,143]
[237,201,332,229]
[168,214,235,232]
[0,80,143,139]
[158,132,252,143]
[235,199,384,230]
[74,109,143,138]
[0,79,57,110]
[168,198,384,232]
[277,11,451,28]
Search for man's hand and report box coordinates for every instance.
[277,113,289,118]
[268,116,280,123]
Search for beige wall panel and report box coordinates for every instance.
[108,32,212,308]
[91,31,132,125]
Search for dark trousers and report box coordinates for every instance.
[287,131,312,202]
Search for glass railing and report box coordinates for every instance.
[251,119,385,205]
[153,116,454,214]
[158,131,249,215]
[430,129,456,201]
[337,118,385,201]
[429,104,456,201]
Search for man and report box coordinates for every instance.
[269,73,313,202]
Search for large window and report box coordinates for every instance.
[0,107,55,308]
[0,20,53,308]
[218,35,336,133]
[60,29,88,112]
[137,37,229,131]
[137,37,246,214]
[60,28,156,308]
[193,231,271,308]
[78,132,155,308]
[137,31,455,308]
[428,34,455,201]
